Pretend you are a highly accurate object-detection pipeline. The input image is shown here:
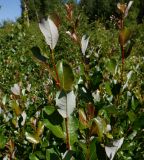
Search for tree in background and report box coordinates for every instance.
[21,0,63,22]
[80,0,119,21]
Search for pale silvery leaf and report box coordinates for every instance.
[56,91,76,118]
[92,89,100,102]
[11,84,20,95]
[124,1,133,18]
[81,35,90,55]
[122,71,133,90]
[105,137,124,160]
[39,17,59,50]
[21,111,27,126]
[26,84,31,92]
[106,124,112,132]
[127,70,133,81]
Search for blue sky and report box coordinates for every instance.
[0,0,21,22]
[0,0,80,22]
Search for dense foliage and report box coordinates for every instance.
[0,1,144,160]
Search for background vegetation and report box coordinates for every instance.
[0,0,144,160]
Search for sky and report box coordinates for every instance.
[0,0,21,22]
[0,0,80,23]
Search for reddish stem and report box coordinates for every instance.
[51,49,60,87]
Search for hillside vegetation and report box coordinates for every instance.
[0,1,144,160]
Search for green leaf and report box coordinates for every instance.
[63,150,75,160]
[124,40,135,58]
[29,153,39,160]
[105,82,112,95]
[68,116,79,145]
[91,117,107,141]
[56,61,74,91]
[31,46,47,63]
[0,134,7,149]
[25,132,40,144]
[44,106,55,115]
[90,138,98,160]
[36,121,44,136]
[119,28,132,46]
[46,149,60,160]
[106,59,116,74]
[44,119,65,139]
[127,111,136,122]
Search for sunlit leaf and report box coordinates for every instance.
[11,83,20,96]
[81,35,90,56]
[56,90,76,118]
[44,119,65,139]
[25,132,40,144]
[21,111,27,126]
[117,3,126,14]
[2,95,7,105]
[91,116,107,141]
[39,17,59,50]
[10,100,22,116]
[44,106,55,115]
[36,121,44,136]
[105,137,124,160]
[56,61,74,91]
[124,1,133,18]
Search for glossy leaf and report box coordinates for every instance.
[68,116,79,145]
[39,17,59,50]
[56,61,74,91]
[25,132,40,144]
[31,46,47,63]
[91,116,107,141]
[44,106,55,115]
[90,138,98,160]
[44,119,65,139]
[63,150,75,160]
[56,90,76,118]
